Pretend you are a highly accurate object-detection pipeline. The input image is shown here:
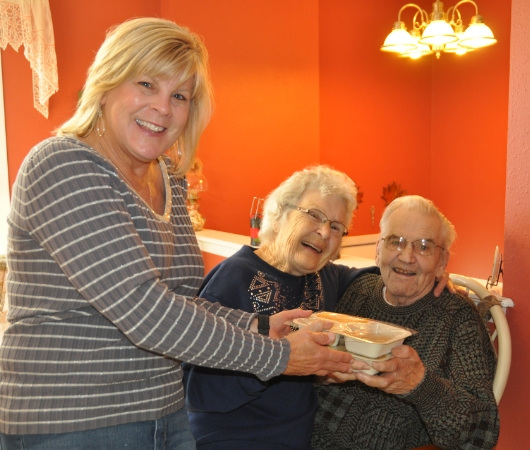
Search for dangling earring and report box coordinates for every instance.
[96,106,106,137]
[177,142,182,162]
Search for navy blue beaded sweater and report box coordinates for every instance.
[183,246,378,450]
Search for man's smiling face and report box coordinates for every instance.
[376,208,448,306]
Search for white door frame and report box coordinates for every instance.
[0,52,11,255]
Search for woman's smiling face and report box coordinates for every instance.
[273,190,347,276]
[100,74,193,165]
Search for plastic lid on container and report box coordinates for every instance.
[293,312,416,344]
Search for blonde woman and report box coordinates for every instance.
[0,18,354,449]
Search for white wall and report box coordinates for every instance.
[0,52,10,255]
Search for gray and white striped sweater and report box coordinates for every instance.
[0,136,289,434]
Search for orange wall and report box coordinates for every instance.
[317,0,509,279]
[318,1,432,237]
[162,0,321,240]
[497,0,530,447]
[430,0,510,278]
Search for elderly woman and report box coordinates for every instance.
[184,175,454,450]
[0,19,356,450]
[312,195,499,450]
[183,166,379,449]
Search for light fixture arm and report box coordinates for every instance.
[411,10,426,32]
[449,0,479,25]
[453,0,480,16]
[446,6,463,28]
[396,3,429,28]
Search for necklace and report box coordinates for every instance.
[96,136,156,212]
[147,175,154,210]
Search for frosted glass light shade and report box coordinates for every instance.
[458,21,497,48]
[402,43,433,59]
[400,31,432,58]
[443,40,472,55]
[444,29,473,55]
[381,27,417,53]
[419,20,458,46]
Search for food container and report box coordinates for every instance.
[293,312,415,359]
[344,331,407,359]
[291,317,342,346]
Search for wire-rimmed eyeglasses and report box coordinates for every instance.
[289,206,348,236]
[382,235,444,256]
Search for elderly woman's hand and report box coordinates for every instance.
[353,345,425,395]
[434,271,469,297]
[283,320,355,377]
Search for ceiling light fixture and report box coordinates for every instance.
[381,0,497,59]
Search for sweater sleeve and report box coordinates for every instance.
[402,305,500,449]
[184,251,270,413]
[10,139,289,381]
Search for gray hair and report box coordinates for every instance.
[380,195,456,251]
[259,165,357,244]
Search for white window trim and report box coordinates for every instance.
[0,52,10,255]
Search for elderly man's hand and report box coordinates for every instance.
[353,345,425,395]
[317,358,372,384]
[283,320,355,377]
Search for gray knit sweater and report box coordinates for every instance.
[0,136,289,435]
[312,274,499,450]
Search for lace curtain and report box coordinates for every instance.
[0,0,58,118]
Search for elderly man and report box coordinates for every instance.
[311,195,499,450]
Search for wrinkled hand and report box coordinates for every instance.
[449,279,469,297]
[434,271,468,297]
[434,271,449,297]
[269,308,312,339]
[318,358,372,384]
[283,320,355,377]
[354,345,425,395]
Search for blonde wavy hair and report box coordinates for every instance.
[56,17,213,176]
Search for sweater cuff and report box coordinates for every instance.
[400,368,447,409]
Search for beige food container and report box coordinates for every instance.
[293,311,416,359]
